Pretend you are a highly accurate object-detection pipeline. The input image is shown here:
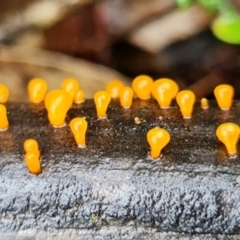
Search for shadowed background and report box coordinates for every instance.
[0,0,240,101]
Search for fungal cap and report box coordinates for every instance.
[120,87,134,108]
[61,78,80,98]
[0,84,9,103]
[201,98,209,109]
[25,152,41,175]
[28,78,48,103]
[147,127,170,159]
[216,122,240,156]
[106,80,124,99]
[151,78,179,108]
[134,117,141,124]
[45,89,73,128]
[94,91,111,119]
[132,75,153,100]
[24,139,40,158]
[74,89,85,104]
[70,117,88,147]
[214,84,234,110]
[0,104,9,131]
[176,90,196,119]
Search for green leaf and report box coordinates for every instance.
[175,0,192,10]
[212,12,240,44]
[197,0,222,11]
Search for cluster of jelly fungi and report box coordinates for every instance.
[0,78,238,175]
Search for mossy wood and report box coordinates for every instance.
[1,100,240,239]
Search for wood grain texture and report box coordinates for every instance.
[1,100,240,239]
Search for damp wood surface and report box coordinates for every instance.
[1,100,240,239]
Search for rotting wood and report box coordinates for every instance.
[1,100,240,238]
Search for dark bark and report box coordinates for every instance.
[1,100,240,238]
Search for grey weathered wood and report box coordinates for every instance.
[1,100,240,239]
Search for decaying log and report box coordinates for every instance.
[1,100,240,239]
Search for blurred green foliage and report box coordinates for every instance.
[175,0,240,44]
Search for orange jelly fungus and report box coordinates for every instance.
[94,91,111,119]
[0,104,8,131]
[134,117,141,124]
[24,152,41,175]
[70,117,88,148]
[151,78,179,108]
[176,90,196,119]
[106,80,124,99]
[216,123,240,156]
[61,78,80,98]
[201,98,209,109]
[74,89,85,104]
[147,127,170,159]
[28,78,48,103]
[24,139,40,158]
[0,84,9,103]
[45,89,73,128]
[132,75,153,100]
[120,87,134,108]
[214,84,234,110]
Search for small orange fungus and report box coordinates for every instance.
[74,89,85,104]
[24,139,41,175]
[24,152,41,175]
[120,87,133,108]
[176,90,196,119]
[134,117,141,124]
[24,139,40,158]
[201,98,209,109]
[0,104,8,131]
[214,84,234,110]
[151,78,179,108]
[45,89,73,128]
[28,78,48,103]
[216,123,240,156]
[132,75,153,100]
[94,91,111,119]
[147,127,170,159]
[70,117,88,148]
[0,84,9,103]
[61,78,80,98]
[106,80,124,99]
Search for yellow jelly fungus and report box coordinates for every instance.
[70,117,88,148]
[24,139,40,158]
[134,117,141,124]
[216,123,240,156]
[0,84,9,103]
[176,90,196,119]
[74,89,85,104]
[201,98,209,109]
[151,78,179,109]
[45,89,73,128]
[0,104,9,131]
[61,78,80,98]
[214,84,234,110]
[106,80,124,99]
[132,75,153,100]
[120,87,134,108]
[147,127,170,159]
[94,91,111,119]
[24,152,41,175]
[28,78,48,103]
